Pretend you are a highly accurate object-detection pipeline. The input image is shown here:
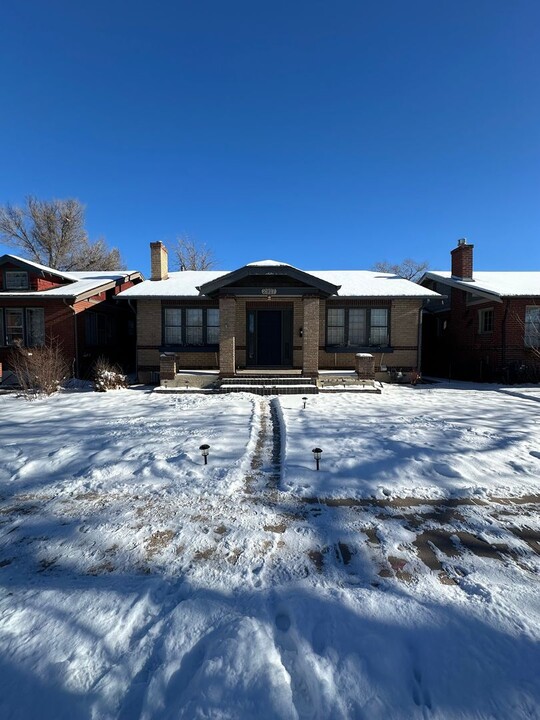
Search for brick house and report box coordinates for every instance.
[0,254,143,379]
[419,240,540,381]
[118,242,440,385]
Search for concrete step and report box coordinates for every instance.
[219,375,318,395]
[220,376,317,386]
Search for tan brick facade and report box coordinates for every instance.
[302,296,320,376]
[219,296,237,375]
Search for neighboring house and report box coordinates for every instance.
[118,242,441,384]
[0,254,143,378]
[419,240,540,381]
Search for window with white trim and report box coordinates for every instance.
[163,307,219,347]
[5,271,29,290]
[524,306,540,348]
[478,308,494,334]
[326,307,389,347]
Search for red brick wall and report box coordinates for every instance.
[423,288,540,381]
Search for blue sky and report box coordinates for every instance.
[1,0,539,276]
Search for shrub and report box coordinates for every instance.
[9,339,70,397]
[93,357,127,392]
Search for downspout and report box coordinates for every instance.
[417,303,425,373]
[501,298,510,376]
[127,299,138,378]
[63,299,79,378]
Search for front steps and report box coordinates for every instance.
[219,376,318,395]
[218,375,381,395]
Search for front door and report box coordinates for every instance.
[247,308,293,367]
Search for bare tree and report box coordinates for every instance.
[172,235,215,271]
[372,258,429,282]
[0,196,124,271]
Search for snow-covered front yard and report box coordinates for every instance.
[1,383,539,719]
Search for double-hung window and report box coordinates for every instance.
[0,308,45,346]
[164,307,219,347]
[478,308,494,334]
[326,307,389,347]
[524,306,540,348]
[5,271,29,290]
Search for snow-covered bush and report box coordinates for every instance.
[93,357,128,392]
[9,339,69,397]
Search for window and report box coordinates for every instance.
[163,307,219,347]
[26,308,45,345]
[85,313,113,346]
[186,308,203,345]
[524,306,540,348]
[5,309,24,345]
[0,308,44,346]
[326,307,389,347]
[478,308,494,334]
[5,271,29,290]
[207,308,220,344]
[164,308,183,345]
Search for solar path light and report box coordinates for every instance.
[199,444,210,465]
[302,396,308,409]
[312,447,323,471]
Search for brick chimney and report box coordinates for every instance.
[451,238,474,281]
[150,241,168,281]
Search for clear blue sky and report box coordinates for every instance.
[1,0,539,276]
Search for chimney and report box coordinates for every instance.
[150,241,168,281]
[451,238,474,281]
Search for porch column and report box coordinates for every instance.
[219,296,236,376]
[302,296,320,376]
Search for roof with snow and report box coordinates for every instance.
[118,265,441,299]
[0,253,81,282]
[423,271,540,298]
[0,253,142,299]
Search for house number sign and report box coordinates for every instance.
[261,288,277,295]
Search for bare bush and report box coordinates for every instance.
[9,340,70,397]
[93,357,128,392]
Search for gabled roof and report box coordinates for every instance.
[197,260,341,297]
[0,253,80,282]
[422,271,540,299]
[0,253,142,301]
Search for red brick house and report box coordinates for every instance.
[420,240,540,381]
[0,254,143,379]
[118,242,441,386]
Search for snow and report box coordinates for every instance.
[1,253,81,281]
[1,383,539,719]
[426,270,540,297]
[308,270,440,297]
[118,269,440,299]
[246,260,294,267]
[0,271,140,299]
